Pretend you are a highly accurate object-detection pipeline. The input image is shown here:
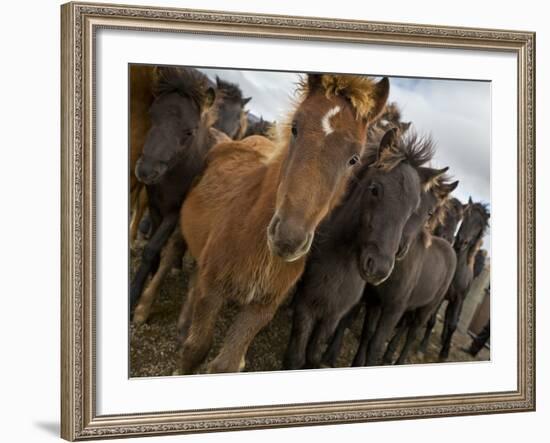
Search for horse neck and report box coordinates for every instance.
[245,143,289,234]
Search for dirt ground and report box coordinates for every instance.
[130,242,489,377]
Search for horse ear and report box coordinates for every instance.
[468,196,473,205]
[446,180,459,194]
[378,128,399,160]
[204,87,216,109]
[307,74,323,93]
[215,76,222,88]
[242,97,252,106]
[401,121,412,133]
[440,180,459,197]
[418,166,449,190]
[367,77,390,122]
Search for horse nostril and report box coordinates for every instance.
[268,215,281,239]
[366,257,374,273]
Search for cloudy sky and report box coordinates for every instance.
[201,68,491,250]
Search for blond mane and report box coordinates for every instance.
[297,74,379,119]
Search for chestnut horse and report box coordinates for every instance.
[129,65,155,245]
[176,74,390,374]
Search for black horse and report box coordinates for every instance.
[284,129,443,370]
[381,228,458,364]
[351,175,458,367]
[210,76,251,139]
[419,198,490,360]
[243,112,273,138]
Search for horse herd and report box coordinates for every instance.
[129,65,490,375]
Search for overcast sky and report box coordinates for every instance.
[201,68,491,251]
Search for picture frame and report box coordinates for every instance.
[60,1,536,440]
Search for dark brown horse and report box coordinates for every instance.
[433,197,464,244]
[129,66,218,314]
[210,76,251,139]
[352,172,458,367]
[381,202,459,365]
[129,71,250,246]
[243,112,274,138]
[284,129,443,370]
[176,74,390,374]
[130,72,250,324]
[419,198,490,359]
[438,199,490,360]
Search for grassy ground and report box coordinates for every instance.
[130,244,489,377]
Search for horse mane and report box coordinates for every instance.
[215,76,245,102]
[433,196,462,233]
[468,202,491,228]
[465,201,490,266]
[296,74,380,119]
[361,132,435,174]
[153,66,209,110]
[381,102,402,124]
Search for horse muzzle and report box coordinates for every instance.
[359,251,394,286]
[135,158,168,185]
[267,215,314,262]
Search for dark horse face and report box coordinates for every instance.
[433,197,463,244]
[355,129,456,285]
[135,68,215,185]
[267,75,390,262]
[398,167,458,261]
[455,199,490,251]
[213,76,251,139]
[355,131,423,285]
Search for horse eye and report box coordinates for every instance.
[428,210,434,216]
[368,183,380,197]
[348,154,360,167]
[291,122,298,137]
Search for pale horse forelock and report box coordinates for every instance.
[321,105,341,136]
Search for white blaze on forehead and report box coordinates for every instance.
[321,105,341,136]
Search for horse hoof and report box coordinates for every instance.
[238,356,246,372]
[172,369,182,376]
[132,307,149,325]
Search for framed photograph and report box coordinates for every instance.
[61,1,535,440]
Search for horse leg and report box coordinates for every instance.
[365,305,405,366]
[129,185,140,247]
[176,268,197,342]
[418,312,437,354]
[284,303,317,370]
[440,297,464,361]
[133,230,185,325]
[322,305,359,367]
[129,213,178,313]
[306,314,343,368]
[352,303,381,367]
[395,322,421,365]
[383,317,408,365]
[208,298,282,374]
[129,185,146,247]
[176,280,224,375]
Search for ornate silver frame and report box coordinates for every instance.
[61,2,535,440]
